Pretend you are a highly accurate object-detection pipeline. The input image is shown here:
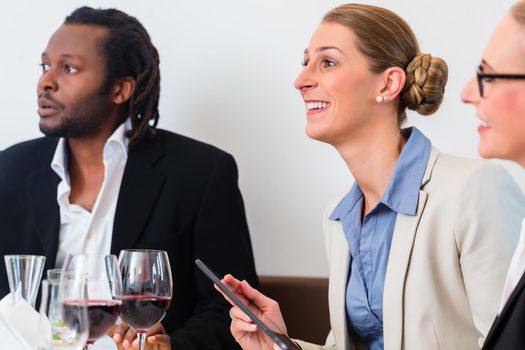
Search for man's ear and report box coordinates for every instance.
[377,67,406,100]
[111,76,136,105]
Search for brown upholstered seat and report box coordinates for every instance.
[258,276,330,345]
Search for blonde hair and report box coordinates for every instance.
[323,3,448,123]
[511,1,525,25]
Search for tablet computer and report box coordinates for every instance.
[194,258,300,350]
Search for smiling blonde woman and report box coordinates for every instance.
[217,3,525,350]
[462,2,525,348]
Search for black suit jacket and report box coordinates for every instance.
[0,129,258,350]
[482,271,525,349]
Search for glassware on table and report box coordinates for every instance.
[39,270,89,350]
[4,254,46,307]
[63,255,122,350]
[116,249,173,350]
[47,269,63,283]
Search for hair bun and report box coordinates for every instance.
[401,53,448,116]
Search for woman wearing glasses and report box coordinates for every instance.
[218,4,525,350]
[462,1,525,348]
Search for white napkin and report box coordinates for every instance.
[0,286,51,349]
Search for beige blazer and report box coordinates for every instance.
[296,149,525,350]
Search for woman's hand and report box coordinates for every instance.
[108,323,171,350]
[218,274,289,350]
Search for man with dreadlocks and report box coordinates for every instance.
[0,6,257,350]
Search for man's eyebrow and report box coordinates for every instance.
[40,52,84,61]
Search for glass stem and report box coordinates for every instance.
[138,331,147,350]
[84,344,93,350]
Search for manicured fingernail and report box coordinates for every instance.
[113,334,122,342]
[251,324,257,331]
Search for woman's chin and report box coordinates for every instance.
[478,144,495,159]
[305,126,331,144]
[478,142,509,161]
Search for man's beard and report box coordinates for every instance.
[39,90,114,139]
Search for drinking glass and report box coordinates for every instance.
[117,249,173,350]
[4,254,46,307]
[63,255,122,350]
[47,269,63,283]
[39,270,89,349]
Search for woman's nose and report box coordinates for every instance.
[294,67,317,92]
[461,76,480,105]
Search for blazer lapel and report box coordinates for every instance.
[111,136,165,254]
[383,148,439,350]
[335,235,351,350]
[483,270,525,347]
[383,191,428,349]
[325,216,352,350]
[26,143,61,268]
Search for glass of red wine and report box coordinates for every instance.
[39,270,89,349]
[62,255,123,350]
[116,249,173,350]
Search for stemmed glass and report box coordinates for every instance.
[116,249,173,350]
[39,269,89,349]
[62,255,122,350]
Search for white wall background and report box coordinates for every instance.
[1,0,522,277]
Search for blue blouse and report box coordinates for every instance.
[329,127,431,349]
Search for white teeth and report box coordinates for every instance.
[306,102,330,110]
[479,119,490,127]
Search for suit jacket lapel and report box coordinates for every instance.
[111,136,165,254]
[330,222,351,350]
[383,148,439,349]
[26,140,61,268]
[323,190,356,349]
[483,269,525,347]
[383,190,428,349]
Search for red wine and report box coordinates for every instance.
[118,295,171,331]
[63,300,122,343]
[86,300,122,343]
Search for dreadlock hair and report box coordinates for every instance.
[65,6,160,146]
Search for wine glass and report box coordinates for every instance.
[117,249,173,350]
[63,255,122,350]
[39,270,89,349]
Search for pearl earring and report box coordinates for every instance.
[376,95,389,103]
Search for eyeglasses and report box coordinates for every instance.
[476,69,525,97]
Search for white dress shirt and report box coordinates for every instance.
[51,121,130,350]
[499,217,525,313]
[52,120,130,278]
